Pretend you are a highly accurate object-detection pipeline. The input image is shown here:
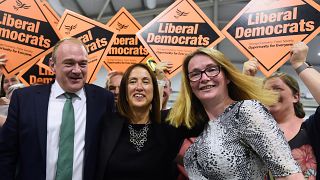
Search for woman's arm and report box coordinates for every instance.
[290,42,320,104]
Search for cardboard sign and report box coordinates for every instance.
[17,61,55,86]
[37,0,60,72]
[104,7,150,73]
[0,0,62,77]
[222,0,320,76]
[136,0,225,79]
[40,0,60,26]
[38,52,51,71]
[57,10,116,83]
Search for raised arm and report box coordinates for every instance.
[0,53,7,76]
[154,61,173,80]
[290,42,320,104]
[0,53,7,66]
[242,58,259,76]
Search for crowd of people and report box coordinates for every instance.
[0,38,318,180]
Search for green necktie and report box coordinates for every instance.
[56,93,75,180]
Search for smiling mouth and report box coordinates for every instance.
[69,77,82,81]
[199,85,215,90]
[134,94,145,98]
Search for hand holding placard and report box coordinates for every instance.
[290,42,309,69]
[0,53,7,66]
[243,58,259,76]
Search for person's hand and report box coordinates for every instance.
[0,53,7,66]
[242,58,258,76]
[290,42,308,69]
[0,97,9,105]
[155,61,173,73]
[155,61,173,80]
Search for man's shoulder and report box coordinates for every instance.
[14,84,51,94]
[84,83,107,93]
[84,84,113,97]
[84,83,103,90]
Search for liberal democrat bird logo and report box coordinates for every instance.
[116,22,129,31]
[13,0,31,11]
[64,24,77,35]
[174,9,189,18]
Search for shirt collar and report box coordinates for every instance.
[52,81,85,100]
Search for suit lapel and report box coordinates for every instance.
[35,85,51,165]
[104,114,125,163]
[97,113,125,180]
[84,85,95,162]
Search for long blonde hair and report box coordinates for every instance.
[167,48,278,128]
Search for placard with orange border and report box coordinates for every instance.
[103,7,150,74]
[17,61,55,86]
[136,0,225,79]
[222,0,320,77]
[57,10,117,83]
[0,0,62,77]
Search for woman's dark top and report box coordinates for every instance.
[96,109,203,180]
[300,106,320,180]
[266,106,320,180]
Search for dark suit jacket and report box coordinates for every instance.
[96,110,195,180]
[0,83,114,180]
[96,112,125,180]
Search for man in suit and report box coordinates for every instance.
[0,37,114,180]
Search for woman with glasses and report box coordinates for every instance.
[167,48,303,179]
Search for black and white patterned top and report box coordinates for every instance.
[184,100,301,180]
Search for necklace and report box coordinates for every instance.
[128,122,150,152]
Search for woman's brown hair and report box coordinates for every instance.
[117,63,161,123]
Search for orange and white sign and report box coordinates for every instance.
[0,0,62,77]
[104,7,150,73]
[17,61,55,86]
[222,0,320,76]
[136,0,225,79]
[57,10,117,83]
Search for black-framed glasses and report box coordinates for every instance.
[188,65,221,82]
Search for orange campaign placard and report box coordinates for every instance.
[40,0,60,26]
[0,0,62,77]
[222,0,320,77]
[104,7,150,73]
[57,10,117,83]
[136,0,225,79]
[36,0,60,72]
[37,52,52,72]
[17,61,55,86]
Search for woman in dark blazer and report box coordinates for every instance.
[96,63,202,180]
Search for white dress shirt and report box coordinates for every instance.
[46,82,87,180]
